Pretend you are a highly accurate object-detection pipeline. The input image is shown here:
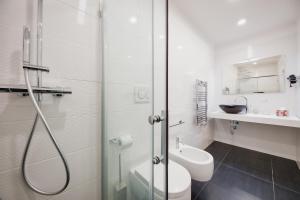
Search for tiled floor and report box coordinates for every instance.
[192,141,300,200]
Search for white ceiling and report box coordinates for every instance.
[172,0,300,45]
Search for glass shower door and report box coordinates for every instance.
[101,0,167,200]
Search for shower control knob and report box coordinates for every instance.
[148,115,164,125]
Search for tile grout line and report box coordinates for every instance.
[193,148,232,200]
[273,182,300,195]
[271,159,276,200]
[221,163,273,184]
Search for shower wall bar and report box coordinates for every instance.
[0,85,72,95]
[23,63,50,72]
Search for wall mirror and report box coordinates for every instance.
[222,55,286,95]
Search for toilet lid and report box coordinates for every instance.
[134,160,191,198]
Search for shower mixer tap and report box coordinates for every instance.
[21,26,71,196]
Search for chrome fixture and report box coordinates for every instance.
[176,136,182,149]
[0,85,72,95]
[235,96,248,113]
[169,120,185,128]
[21,26,71,196]
[148,114,164,125]
[196,80,208,126]
[153,156,161,165]
[287,74,300,87]
[148,111,167,162]
[230,120,239,134]
[23,63,50,72]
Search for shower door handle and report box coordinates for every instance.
[160,110,167,162]
[148,111,167,162]
[148,114,164,125]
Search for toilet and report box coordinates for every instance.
[130,160,191,200]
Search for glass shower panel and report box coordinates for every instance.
[101,0,167,199]
[40,0,102,198]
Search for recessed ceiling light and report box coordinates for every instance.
[253,62,257,65]
[227,0,240,3]
[159,34,165,40]
[177,45,183,50]
[237,18,247,26]
[129,16,138,24]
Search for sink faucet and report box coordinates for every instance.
[176,136,182,149]
[235,96,248,113]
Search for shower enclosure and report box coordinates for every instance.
[101,0,168,199]
[0,0,167,199]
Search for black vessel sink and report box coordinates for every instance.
[219,104,247,114]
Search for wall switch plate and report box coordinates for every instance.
[134,86,150,103]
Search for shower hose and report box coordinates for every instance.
[21,69,70,195]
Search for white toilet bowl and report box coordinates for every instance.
[130,160,191,200]
[170,144,214,182]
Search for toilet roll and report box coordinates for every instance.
[118,135,133,150]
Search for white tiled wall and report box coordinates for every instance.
[0,0,101,199]
[214,24,299,160]
[297,19,300,118]
[296,18,300,167]
[169,2,215,150]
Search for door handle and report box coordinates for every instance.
[148,114,164,125]
[153,156,161,165]
[149,111,167,163]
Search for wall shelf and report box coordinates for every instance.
[209,111,300,128]
[0,85,72,95]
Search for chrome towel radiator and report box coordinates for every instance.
[196,80,208,126]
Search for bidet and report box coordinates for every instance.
[170,144,214,182]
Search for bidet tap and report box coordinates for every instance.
[176,136,182,149]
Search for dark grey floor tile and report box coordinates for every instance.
[194,165,274,200]
[205,141,232,169]
[223,146,272,181]
[191,179,207,199]
[275,185,300,200]
[272,156,300,193]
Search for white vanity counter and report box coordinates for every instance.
[209,112,300,128]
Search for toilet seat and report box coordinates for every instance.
[133,160,191,199]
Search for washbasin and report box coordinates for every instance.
[219,104,247,114]
[169,144,214,182]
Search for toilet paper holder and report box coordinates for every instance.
[110,137,121,145]
[109,135,133,150]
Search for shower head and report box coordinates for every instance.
[23,26,31,64]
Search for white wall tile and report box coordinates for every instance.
[0,169,47,200]
[55,0,100,17]
[295,18,300,166]
[0,0,101,199]
[169,2,215,150]
[297,19,300,118]
[49,179,100,200]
